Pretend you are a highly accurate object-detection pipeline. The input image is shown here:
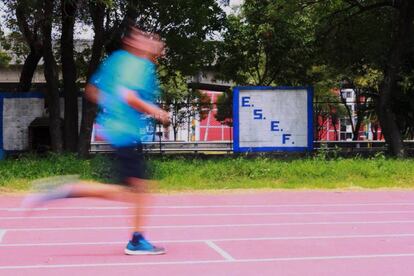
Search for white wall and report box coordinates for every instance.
[3,98,45,150]
[2,96,83,151]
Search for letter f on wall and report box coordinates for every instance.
[282,134,291,144]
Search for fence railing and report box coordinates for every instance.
[90,141,233,154]
[90,140,414,154]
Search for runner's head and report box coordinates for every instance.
[122,26,165,62]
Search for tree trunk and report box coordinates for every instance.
[353,99,365,141]
[61,0,79,152]
[353,119,362,141]
[17,47,42,92]
[42,0,62,152]
[352,90,363,141]
[339,91,355,138]
[173,126,178,141]
[78,2,105,158]
[372,123,378,141]
[15,1,43,92]
[332,117,338,141]
[378,0,414,157]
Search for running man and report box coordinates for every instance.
[23,27,170,255]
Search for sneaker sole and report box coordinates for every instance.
[124,248,166,255]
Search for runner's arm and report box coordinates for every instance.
[122,88,170,125]
[85,83,100,104]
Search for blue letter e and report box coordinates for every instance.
[241,97,251,107]
[271,121,280,131]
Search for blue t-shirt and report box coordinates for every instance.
[90,50,159,147]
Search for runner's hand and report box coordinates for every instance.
[157,110,170,126]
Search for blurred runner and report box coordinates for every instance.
[23,26,169,255]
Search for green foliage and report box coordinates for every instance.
[159,70,212,140]
[216,0,316,86]
[0,51,11,67]
[315,1,395,73]
[0,31,29,65]
[313,1,391,99]
[0,29,12,67]
[310,66,346,117]
[129,0,226,76]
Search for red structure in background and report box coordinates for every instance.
[316,89,383,141]
[199,91,233,141]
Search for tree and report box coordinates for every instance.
[309,65,346,141]
[4,0,225,155]
[77,0,106,157]
[160,71,211,141]
[379,0,414,157]
[2,0,43,92]
[0,51,11,67]
[216,0,330,129]
[216,0,315,86]
[214,0,318,126]
[0,29,12,67]
[41,0,63,152]
[77,0,225,156]
[315,0,414,156]
[132,1,225,76]
[2,0,63,151]
[61,0,79,152]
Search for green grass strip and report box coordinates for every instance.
[1,154,414,192]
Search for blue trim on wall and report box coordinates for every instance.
[232,86,314,153]
[0,97,3,152]
[307,87,314,151]
[0,92,44,99]
[236,146,310,153]
[233,87,240,152]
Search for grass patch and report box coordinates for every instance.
[1,154,414,192]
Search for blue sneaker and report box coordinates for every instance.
[124,234,166,255]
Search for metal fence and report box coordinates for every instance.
[90,140,414,154]
[90,141,233,154]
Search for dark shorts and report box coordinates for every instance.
[114,143,148,185]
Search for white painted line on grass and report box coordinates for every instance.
[4,202,414,211]
[0,229,6,243]
[3,210,414,220]
[6,219,414,232]
[1,253,414,270]
[2,232,414,247]
[205,241,235,261]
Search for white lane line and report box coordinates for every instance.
[4,202,414,211]
[1,253,414,270]
[3,210,414,220]
[0,229,6,242]
[3,232,414,247]
[5,220,414,232]
[205,241,235,261]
